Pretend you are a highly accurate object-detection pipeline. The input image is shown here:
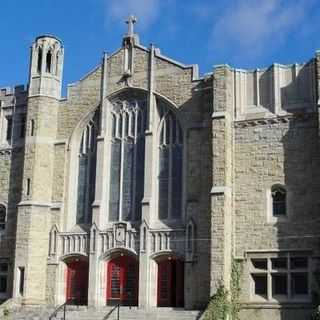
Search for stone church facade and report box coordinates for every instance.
[1,19,320,319]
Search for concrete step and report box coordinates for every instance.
[4,306,203,320]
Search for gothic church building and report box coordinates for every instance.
[1,18,320,320]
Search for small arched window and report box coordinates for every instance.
[0,205,6,230]
[271,185,286,216]
[30,119,35,136]
[37,47,43,73]
[46,50,52,73]
[187,224,193,253]
[142,227,147,251]
[55,53,59,75]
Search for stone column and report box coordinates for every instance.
[89,54,108,306]
[88,224,101,307]
[139,44,155,308]
[210,65,234,294]
[92,53,108,229]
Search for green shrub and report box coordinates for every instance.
[204,286,229,320]
[204,259,243,320]
[3,308,9,317]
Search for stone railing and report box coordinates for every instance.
[49,226,89,257]
[60,232,89,256]
[49,224,186,259]
[99,223,139,255]
[49,223,139,259]
[149,229,185,257]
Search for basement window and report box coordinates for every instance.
[250,253,310,302]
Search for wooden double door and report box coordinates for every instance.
[157,259,184,307]
[66,260,89,305]
[107,255,139,306]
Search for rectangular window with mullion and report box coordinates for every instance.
[250,255,310,302]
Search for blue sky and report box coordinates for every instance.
[1,0,320,91]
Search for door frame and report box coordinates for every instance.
[65,257,89,305]
[106,254,139,306]
[156,256,184,308]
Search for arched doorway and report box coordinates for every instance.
[157,257,184,307]
[106,255,139,306]
[65,258,89,305]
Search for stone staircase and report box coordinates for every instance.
[1,306,203,320]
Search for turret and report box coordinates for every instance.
[28,35,64,99]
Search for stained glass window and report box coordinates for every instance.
[76,115,98,224]
[109,99,146,222]
[158,103,183,220]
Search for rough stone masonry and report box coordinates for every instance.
[0,18,319,320]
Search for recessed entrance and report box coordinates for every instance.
[106,255,139,306]
[157,258,184,307]
[66,259,89,305]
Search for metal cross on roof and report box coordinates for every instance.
[126,15,137,36]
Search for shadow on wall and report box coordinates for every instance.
[276,62,320,320]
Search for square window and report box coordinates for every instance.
[271,258,287,270]
[0,276,7,293]
[292,273,308,295]
[272,273,287,296]
[252,259,267,270]
[291,257,308,269]
[252,274,267,297]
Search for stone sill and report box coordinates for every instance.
[241,302,313,309]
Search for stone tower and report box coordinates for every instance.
[12,35,63,305]
[28,35,64,98]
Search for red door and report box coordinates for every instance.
[157,259,184,307]
[66,260,89,305]
[107,256,139,306]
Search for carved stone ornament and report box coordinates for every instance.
[115,222,127,244]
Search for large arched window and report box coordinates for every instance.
[0,205,6,230]
[158,103,183,220]
[76,116,98,224]
[108,97,147,222]
[271,185,286,216]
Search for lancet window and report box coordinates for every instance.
[108,98,147,222]
[76,116,98,224]
[158,104,183,220]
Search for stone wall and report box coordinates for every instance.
[234,115,320,257]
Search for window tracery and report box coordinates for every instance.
[109,98,147,222]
